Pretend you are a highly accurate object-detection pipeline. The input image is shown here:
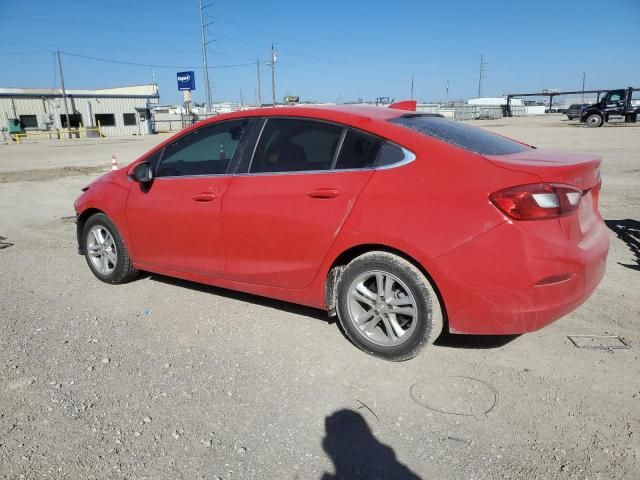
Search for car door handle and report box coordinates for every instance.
[192,193,218,202]
[307,188,341,199]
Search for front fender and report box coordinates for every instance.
[74,180,132,255]
[580,108,601,122]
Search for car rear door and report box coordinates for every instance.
[221,118,383,289]
[126,119,252,276]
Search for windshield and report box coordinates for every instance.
[389,115,529,156]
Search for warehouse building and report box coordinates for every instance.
[0,84,159,137]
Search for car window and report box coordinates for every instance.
[377,143,408,167]
[608,92,623,103]
[156,119,249,177]
[334,129,384,170]
[250,118,343,173]
[389,115,529,156]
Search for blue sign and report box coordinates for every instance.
[177,71,195,91]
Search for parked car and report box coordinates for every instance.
[74,104,609,361]
[566,104,591,120]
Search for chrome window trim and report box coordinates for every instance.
[235,167,376,177]
[243,116,417,175]
[152,145,415,179]
[376,146,416,170]
[154,173,232,180]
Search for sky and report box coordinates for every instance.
[1,0,639,105]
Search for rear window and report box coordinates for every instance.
[389,115,529,156]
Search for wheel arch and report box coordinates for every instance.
[76,208,105,254]
[324,243,449,331]
[582,109,603,125]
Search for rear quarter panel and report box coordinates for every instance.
[309,130,543,307]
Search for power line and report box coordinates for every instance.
[0,39,200,54]
[0,40,258,62]
[59,51,262,70]
[2,15,198,36]
[66,0,190,16]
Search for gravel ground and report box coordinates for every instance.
[0,116,639,479]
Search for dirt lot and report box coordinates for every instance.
[1,116,639,479]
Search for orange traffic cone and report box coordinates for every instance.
[111,154,118,171]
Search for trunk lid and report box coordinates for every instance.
[484,150,601,190]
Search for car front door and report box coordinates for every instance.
[221,118,383,289]
[126,118,252,276]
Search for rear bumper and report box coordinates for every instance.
[431,219,609,335]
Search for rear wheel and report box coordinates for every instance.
[335,251,443,361]
[585,114,603,127]
[82,213,138,284]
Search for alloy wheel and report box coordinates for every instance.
[347,270,418,347]
[86,225,117,275]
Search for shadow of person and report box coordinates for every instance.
[605,219,640,270]
[321,409,421,480]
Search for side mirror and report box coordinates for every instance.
[131,162,153,183]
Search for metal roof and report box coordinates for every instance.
[0,84,159,99]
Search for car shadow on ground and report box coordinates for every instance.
[145,273,332,322]
[146,272,522,350]
[605,219,640,271]
[320,409,421,480]
[435,331,520,349]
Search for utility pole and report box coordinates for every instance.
[56,50,71,135]
[478,54,487,98]
[410,74,414,100]
[581,72,586,104]
[256,58,262,106]
[445,80,449,106]
[199,0,213,112]
[270,44,277,106]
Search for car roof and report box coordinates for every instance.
[146,105,439,161]
[198,104,409,127]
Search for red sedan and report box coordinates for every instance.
[74,104,609,361]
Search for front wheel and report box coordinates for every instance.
[335,251,443,361]
[585,114,603,127]
[82,213,138,284]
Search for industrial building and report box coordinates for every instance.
[0,84,159,137]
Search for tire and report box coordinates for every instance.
[82,213,138,284]
[585,114,603,128]
[335,251,443,361]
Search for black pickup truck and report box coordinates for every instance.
[581,87,639,127]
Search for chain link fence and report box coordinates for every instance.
[453,105,527,121]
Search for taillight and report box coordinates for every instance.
[490,183,583,220]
